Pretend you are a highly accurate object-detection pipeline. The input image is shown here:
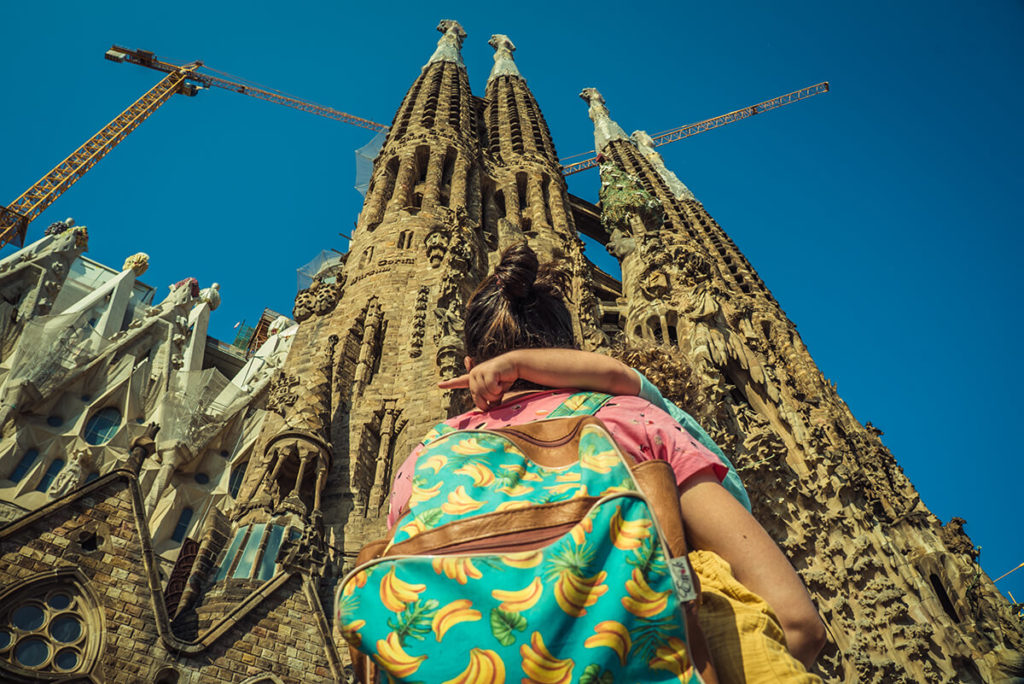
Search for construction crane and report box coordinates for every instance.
[0,46,386,248]
[0,43,825,248]
[560,81,830,175]
[105,46,387,133]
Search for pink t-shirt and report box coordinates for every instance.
[387,390,726,528]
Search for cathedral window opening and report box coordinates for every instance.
[540,175,554,227]
[83,407,121,445]
[648,317,663,344]
[193,473,209,485]
[516,173,528,212]
[9,449,39,483]
[35,459,65,492]
[228,461,248,498]
[170,507,194,544]
[46,415,63,428]
[667,324,679,347]
[414,146,430,185]
[411,192,423,210]
[215,526,249,581]
[397,230,414,250]
[0,588,88,674]
[495,190,507,219]
[154,667,180,683]
[930,573,960,623]
[256,524,286,580]
[76,530,100,553]
[234,522,268,579]
[440,149,456,207]
[80,394,91,402]
[84,472,99,484]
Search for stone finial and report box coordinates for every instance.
[579,87,629,152]
[200,282,221,310]
[631,130,696,201]
[426,19,467,69]
[488,34,521,81]
[122,252,150,276]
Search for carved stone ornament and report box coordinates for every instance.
[122,252,150,276]
[293,288,315,322]
[170,277,200,298]
[410,286,429,357]
[642,269,670,299]
[313,281,342,316]
[266,373,300,416]
[424,225,450,268]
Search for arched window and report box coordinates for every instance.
[0,574,99,675]
[9,449,39,482]
[930,573,960,623]
[154,668,180,683]
[83,408,121,445]
[35,460,64,492]
[229,461,248,498]
[171,508,193,543]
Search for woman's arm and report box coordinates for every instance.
[678,471,826,668]
[439,349,640,410]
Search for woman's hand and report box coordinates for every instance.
[438,355,521,410]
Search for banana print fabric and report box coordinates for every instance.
[388,389,726,529]
[338,415,701,683]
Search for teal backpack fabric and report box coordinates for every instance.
[336,392,701,683]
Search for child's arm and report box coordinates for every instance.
[438,349,640,410]
[679,472,826,667]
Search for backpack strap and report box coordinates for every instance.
[546,391,613,418]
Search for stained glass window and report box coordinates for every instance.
[35,460,64,492]
[1,586,88,674]
[170,508,193,543]
[9,449,39,483]
[83,408,121,445]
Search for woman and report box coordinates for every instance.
[389,243,825,682]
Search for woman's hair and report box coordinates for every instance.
[464,243,576,362]
[610,341,712,425]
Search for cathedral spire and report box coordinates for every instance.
[579,87,629,153]
[631,130,696,201]
[425,19,467,69]
[488,34,521,81]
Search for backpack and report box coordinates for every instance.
[336,392,715,683]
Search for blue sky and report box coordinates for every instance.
[2,1,1022,603]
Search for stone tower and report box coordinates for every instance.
[579,88,1024,682]
[0,19,1021,684]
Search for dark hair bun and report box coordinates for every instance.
[494,243,538,299]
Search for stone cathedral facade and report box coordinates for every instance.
[0,19,1021,684]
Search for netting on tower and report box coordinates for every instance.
[354,128,389,196]
[296,250,344,291]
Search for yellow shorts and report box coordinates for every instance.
[689,550,822,684]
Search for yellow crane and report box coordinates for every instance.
[0,46,386,248]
